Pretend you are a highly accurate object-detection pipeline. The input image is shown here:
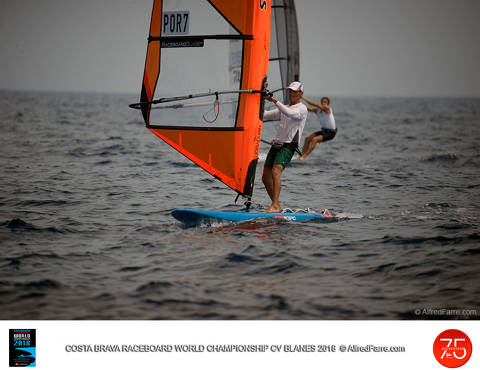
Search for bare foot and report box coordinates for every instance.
[299,155,306,160]
[265,204,282,213]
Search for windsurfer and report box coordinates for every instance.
[300,96,336,160]
[262,81,308,213]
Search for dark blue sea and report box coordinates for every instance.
[1,91,479,319]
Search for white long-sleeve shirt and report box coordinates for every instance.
[263,101,308,144]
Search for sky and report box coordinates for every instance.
[0,0,479,97]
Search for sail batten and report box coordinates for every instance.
[147,125,244,131]
[149,34,254,42]
[130,89,263,109]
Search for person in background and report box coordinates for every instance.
[262,81,308,213]
[300,96,337,160]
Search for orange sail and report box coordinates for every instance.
[136,0,271,199]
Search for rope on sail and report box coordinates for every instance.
[202,92,220,123]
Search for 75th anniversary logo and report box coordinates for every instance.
[433,329,472,368]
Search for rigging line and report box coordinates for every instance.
[202,92,220,123]
[234,192,252,210]
[270,87,287,94]
[129,89,264,109]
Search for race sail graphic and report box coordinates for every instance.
[269,0,300,103]
[131,0,272,200]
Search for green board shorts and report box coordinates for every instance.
[265,145,294,168]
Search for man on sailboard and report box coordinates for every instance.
[300,96,337,160]
[262,81,308,213]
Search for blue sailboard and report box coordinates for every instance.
[172,208,333,227]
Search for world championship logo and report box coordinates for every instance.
[9,329,36,367]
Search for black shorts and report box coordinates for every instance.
[314,128,337,142]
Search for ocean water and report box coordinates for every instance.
[0,91,479,319]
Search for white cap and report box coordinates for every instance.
[288,81,303,92]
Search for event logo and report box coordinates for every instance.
[9,329,36,367]
[433,329,472,368]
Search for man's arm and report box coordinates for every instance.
[320,104,331,114]
[265,95,307,120]
[302,96,331,114]
[263,108,280,121]
[302,95,321,108]
[275,101,307,120]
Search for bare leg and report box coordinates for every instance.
[300,135,323,160]
[302,133,314,155]
[262,166,274,201]
[265,164,284,212]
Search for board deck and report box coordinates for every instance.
[172,208,333,226]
